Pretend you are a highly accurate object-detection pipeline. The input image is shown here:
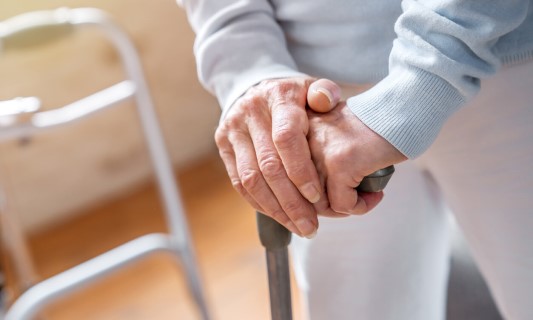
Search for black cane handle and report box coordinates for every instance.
[356,165,395,193]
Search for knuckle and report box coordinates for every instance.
[269,78,306,95]
[270,82,290,96]
[217,113,242,136]
[223,113,243,130]
[240,95,264,111]
[230,179,246,195]
[239,168,262,191]
[258,155,284,179]
[261,79,286,94]
[273,126,299,148]
[223,95,267,128]
[265,80,308,106]
[214,128,227,146]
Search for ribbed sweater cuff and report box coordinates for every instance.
[347,68,466,158]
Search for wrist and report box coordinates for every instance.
[347,67,466,158]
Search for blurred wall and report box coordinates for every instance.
[0,0,220,231]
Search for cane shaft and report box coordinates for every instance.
[258,165,395,320]
[266,247,292,320]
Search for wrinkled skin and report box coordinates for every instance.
[215,77,321,238]
[215,77,406,238]
[307,101,407,216]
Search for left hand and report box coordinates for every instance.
[307,101,407,216]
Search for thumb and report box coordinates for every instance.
[307,78,342,113]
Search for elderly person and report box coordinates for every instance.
[180,0,533,319]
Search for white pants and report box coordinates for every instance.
[291,60,533,320]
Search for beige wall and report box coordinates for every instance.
[0,0,220,231]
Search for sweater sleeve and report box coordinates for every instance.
[179,0,307,116]
[347,0,530,158]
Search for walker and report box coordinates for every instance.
[0,8,210,320]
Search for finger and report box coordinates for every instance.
[355,191,385,213]
[314,198,353,218]
[216,140,264,212]
[326,176,360,215]
[327,173,386,215]
[248,114,319,238]
[312,176,351,218]
[271,101,322,205]
[306,122,348,218]
[228,130,301,235]
[307,78,342,113]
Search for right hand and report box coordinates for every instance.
[307,78,360,218]
[306,78,405,217]
[215,77,322,238]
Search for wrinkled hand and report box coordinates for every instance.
[306,80,407,216]
[215,77,321,238]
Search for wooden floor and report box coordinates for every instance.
[24,154,303,320]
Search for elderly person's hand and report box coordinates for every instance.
[306,79,407,217]
[215,77,323,238]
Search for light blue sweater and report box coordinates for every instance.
[181,0,533,158]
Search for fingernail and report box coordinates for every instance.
[296,218,317,238]
[315,88,334,106]
[305,229,317,239]
[336,211,351,216]
[301,183,321,203]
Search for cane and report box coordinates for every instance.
[256,166,395,320]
